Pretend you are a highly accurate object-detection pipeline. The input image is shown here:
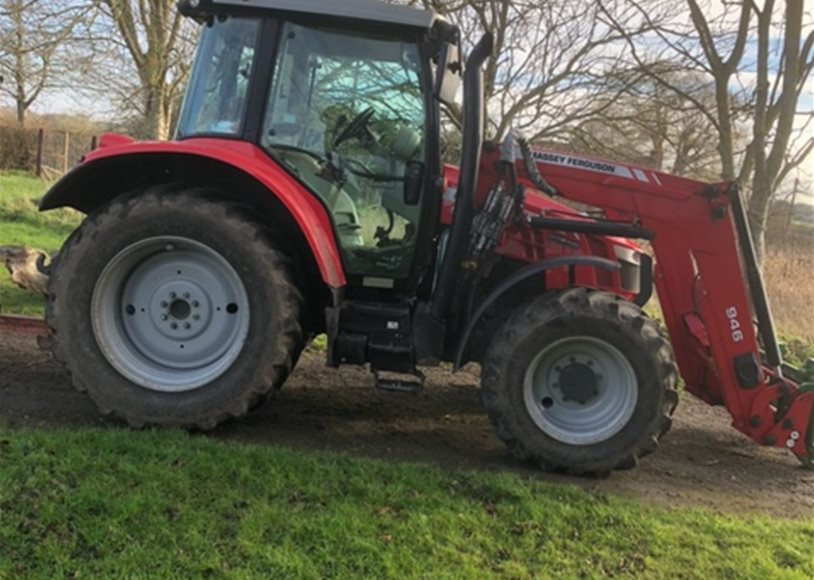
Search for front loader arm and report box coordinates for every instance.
[514,147,814,464]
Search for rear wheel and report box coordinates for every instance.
[481,288,678,475]
[46,189,305,429]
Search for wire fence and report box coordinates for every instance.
[0,125,98,180]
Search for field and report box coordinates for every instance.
[764,237,814,346]
[1,423,814,578]
[2,171,814,576]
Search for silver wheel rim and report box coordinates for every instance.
[91,236,250,393]
[523,336,637,445]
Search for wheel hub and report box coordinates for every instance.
[557,362,600,405]
[144,281,213,341]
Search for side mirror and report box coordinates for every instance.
[403,161,425,206]
[434,41,463,106]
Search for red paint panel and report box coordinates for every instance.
[85,135,346,288]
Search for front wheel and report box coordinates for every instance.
[46,189,305,429]
[481,289,678,475]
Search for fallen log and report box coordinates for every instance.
[0,246,52,295]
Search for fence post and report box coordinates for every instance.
[62,131,70,174]
[35,129,44,178]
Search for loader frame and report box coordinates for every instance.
[486,144,814,462]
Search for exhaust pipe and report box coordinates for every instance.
[430,32,494,322]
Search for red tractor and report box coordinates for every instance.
[34,0,814,475]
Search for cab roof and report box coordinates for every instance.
[180,0,436,31]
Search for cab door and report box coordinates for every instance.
[260,20,436,293]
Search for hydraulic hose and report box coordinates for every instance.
[513,131,559,197]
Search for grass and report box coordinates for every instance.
[0,425,812,578]
[0,171,81,315]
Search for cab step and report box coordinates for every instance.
[374,369,425,393]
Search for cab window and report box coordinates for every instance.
[178,18,260,137]
[262,22,426,279]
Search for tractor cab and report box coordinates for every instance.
[177,0,457,291]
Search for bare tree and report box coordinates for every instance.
[98,0,194,140]
[400,0,659,144]
[602,0,814,260]
[0,0,93,126]
[570,65,726,180]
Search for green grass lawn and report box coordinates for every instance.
[0,171,81,315]
[0,425,812,578]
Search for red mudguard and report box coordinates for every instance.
[44,134,347,288]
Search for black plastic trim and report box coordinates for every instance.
[452,256,620,369]
[243,18,281,144]
[734,353,761,389]
[529,217,654,241]
[634,253,653,307]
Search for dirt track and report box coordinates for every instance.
[2,332,813,519]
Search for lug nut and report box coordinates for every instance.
[193,315,200,321]
[183,292,190,299]
[161,301,168,308]
[192,301,199,308]
[161,314,168,321]
[171,323,178,330]
[184,323,191,330]
[170,292,177,299]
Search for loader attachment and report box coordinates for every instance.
[510,143,814,466]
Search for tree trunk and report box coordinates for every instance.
[13,0,26,128]
[747,0,803,265]
[15,99,26,127]
[748,189,770,262]
[144,85,170,141]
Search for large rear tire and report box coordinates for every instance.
[481,288,678,475]
[46,189,305,429]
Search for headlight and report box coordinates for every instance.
[614,246,641,293]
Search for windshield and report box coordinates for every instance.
[263,22,427,279]
[177,18,260,137]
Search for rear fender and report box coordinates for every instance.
[39,138,346,288]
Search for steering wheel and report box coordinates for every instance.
[334,107,375,148]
